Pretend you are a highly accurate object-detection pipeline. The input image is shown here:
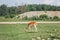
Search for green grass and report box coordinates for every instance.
[0,17,60,22]
[0,24,60,40]
[0,17,36,22]
[0,18,34,22]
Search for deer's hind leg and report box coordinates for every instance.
[34,24,38,32]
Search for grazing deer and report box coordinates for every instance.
[25,21,38,32]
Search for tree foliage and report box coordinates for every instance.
[53,16,60,21]
[0,4,60,18]
[0,4,8,16]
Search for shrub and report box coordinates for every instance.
[28,16,39,20]
[53,16,60,21]
[48,17,53,21]
[23,16,28,20]
[9,14,15,18]
[5,15,10,18]
[39,14,48,21]
[5,14,15,18]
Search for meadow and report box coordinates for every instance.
[0,23,60,40]
[0,17,36,22]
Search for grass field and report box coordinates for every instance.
[0,17,60,22]
[0,23,60,40]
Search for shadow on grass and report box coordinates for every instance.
[26,32,38,33]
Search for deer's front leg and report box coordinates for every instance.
[25,25,30,32]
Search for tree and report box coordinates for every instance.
[0,4,8,16]
[56,6,60,11]
[8,7,17,15]
[36,5,43,11]
[27,5,36,11]
[17,4,29,14]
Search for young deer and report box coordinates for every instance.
[25,21,38,32]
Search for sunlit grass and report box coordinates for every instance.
[0,23,60,40]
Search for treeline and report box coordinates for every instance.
[22,14,60,21]
[0,4,60,18]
